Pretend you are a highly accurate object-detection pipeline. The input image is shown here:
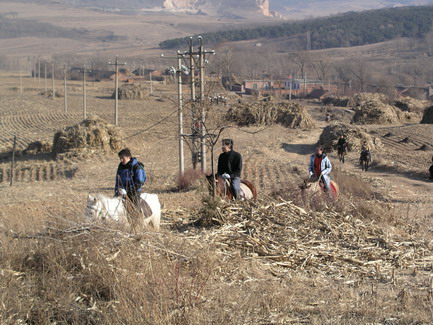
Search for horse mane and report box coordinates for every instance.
[241,180,257,200]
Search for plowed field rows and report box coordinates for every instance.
[375,124,433,170]
[0,111,111,151]
[0,161,77,184]
[243,157,295,194]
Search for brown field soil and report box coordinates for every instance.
[1,73,432,324]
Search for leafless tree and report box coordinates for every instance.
[290,51,311,78]
[335,63,352,95]
[350,60,370,92]
[311,56,331,80]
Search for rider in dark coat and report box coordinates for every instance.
[359,145,371,164]
[217,139,242,199]
[337,135,347,154]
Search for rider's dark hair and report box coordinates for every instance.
[222,138,233,149]
[118,148,132,158]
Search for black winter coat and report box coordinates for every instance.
[217,150,242,178]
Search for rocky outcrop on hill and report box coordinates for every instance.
[161,0,278,17]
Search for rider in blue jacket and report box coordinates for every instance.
[115,148,146,204]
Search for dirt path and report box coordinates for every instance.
[281,121,433,218]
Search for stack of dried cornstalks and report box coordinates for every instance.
[175,199,431,277]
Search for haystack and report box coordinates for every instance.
[317,123,382,152]
[322,96,350,107]
[350,93,399,124]
[350,93,417,124]
[420,106,433,124]
[225,98,315,129]
[113,83,149,100]
[52,115,123,156]
[395,97,430,114]
[39,89,63,98]
[23,140,52,154]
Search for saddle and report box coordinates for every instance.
[124,196,153,218]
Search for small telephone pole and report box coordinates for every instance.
[108,55,126,125]
[44,62,47,91]
[149,70,153,95]
[19,64,23,95]
[10,136,16,187]
[82,66,89,119]
[64,65,68,113]
[38,58,41,85]
[51,61,55,99]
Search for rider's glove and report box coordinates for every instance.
[119,188,127,196]
[222,173,231,179]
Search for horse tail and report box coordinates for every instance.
[241,180,257,200]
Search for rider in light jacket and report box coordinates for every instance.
[308,146,332,190]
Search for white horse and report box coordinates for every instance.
[85,193,161,231]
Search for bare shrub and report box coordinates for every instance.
[177,168,204,190]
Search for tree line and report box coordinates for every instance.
[159,6,433,50]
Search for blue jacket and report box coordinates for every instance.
[115,157,146,196]
[308,153,332,177]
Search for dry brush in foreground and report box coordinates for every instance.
[1,185,432,324]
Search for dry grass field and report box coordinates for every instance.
[0,72,432,324]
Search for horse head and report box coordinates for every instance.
[85,194,106,220]
[205,174,234,199]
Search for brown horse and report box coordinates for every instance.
[206,175,257,200]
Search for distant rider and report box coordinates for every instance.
[115,148,147,209]
[359,145,371,164]
[337,135,347,154]
[217,138,242,199]
[308,146,332,191]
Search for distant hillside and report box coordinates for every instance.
[1,0,276,18]
[269,0,433,18]
[0,13,127,42]
[0,15,86,39]
[159,6,433,49]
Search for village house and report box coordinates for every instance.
[241,79,338,98]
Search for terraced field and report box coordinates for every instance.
[374,124,433,172]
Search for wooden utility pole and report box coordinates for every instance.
[198,36,206,173]
[109,55,126,126]
[51,61,55,99]
[38,58,41,85]
[10,136,16,187]
[189,37,199,170]
[44,62,47,91]
[64,65,68,113]
[82,66,88,119]
[177,53,185,176]
[19,64,23,95]
[149,70,153,95]
[289,78,292,101]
